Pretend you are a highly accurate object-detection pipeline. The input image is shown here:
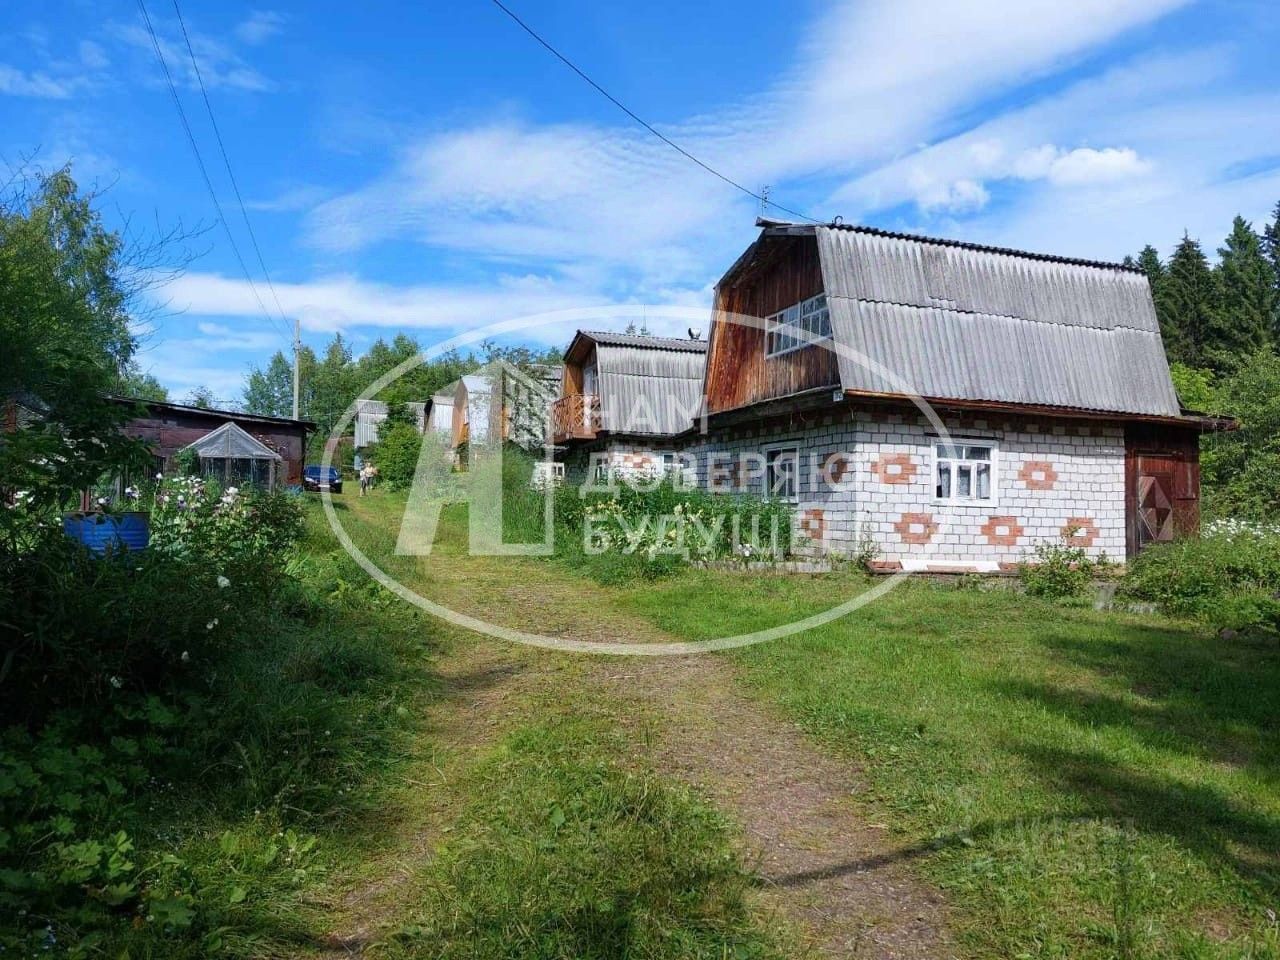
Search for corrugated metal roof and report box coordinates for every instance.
[354,399,426,448]
[581,331,708,353]
[593,341,706,436]
[812,225,1181,417]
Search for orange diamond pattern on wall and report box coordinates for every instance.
[1018,460,1059,490]
[799,509,825,540]
[872,453,917,485]
[894,512,938,545]
[1061,517,1100,547]
[980,515,1024,546]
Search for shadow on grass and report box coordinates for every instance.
[1025,619,1280,776]
[769,811,1102,889]
[985,618,1280,895]
[1015,743,1280,892]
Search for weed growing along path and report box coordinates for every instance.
[310,493,954,959]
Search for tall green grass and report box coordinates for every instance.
[0,506,438,957]
[390,717,787,960]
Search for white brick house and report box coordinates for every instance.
[689,219,1221,570]
[551,221,1226,571]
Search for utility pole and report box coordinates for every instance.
[292,316,301,421]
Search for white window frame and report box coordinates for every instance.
[933,439,999,505]
[589,453,612,485]
[762,443,801,503]
[765,293,832,358]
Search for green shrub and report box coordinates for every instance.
[1121,520,1280,631]
[563,479,792,581]
[1020,538,1109,601]
[0,511,425,956]
[368,421,430,490]
[1200,351,1280,521]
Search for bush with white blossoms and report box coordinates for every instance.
[148,476,303,593]
[1122,518,1280,633]
[1203,517,1280,539]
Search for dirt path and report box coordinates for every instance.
[319,499,954,958]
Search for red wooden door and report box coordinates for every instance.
[1134,456,1177,549]
[1124,425,1202,559]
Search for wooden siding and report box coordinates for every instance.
[551,393,599,442]
[705,235,837,414]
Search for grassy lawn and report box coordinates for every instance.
[319,495,793,959]
[383,716,787,960]
[609,569,1280,959]
[303,487,1280,958]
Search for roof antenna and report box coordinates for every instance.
[759,184,770,219]
[831,215,844,227]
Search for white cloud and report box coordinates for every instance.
[0,38,111,100]
[917,178,991,214]
[0,64,81,98]
[114,18,273,93]
[244,184,329,213]
[78,40,110,70]
[235,11,285,46]
[159,270,622,336]
[303,0,1194,287]
[1043,147,1151,185]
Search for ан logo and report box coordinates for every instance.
[394,359,559,557]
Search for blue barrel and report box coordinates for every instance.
[63,512,151,555]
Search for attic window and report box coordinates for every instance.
[765,293,831,358]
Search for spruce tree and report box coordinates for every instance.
[1263,200,1280,340]
[1157,234,1219,368]
[1214,215,1274,365]
[1136,245,1165,287]
[1134,244,1171,346]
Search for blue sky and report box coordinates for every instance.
[3,0,1279,403]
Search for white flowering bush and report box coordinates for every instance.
[148,475,303,592]
[1122,521,1280,632]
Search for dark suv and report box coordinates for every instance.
[302,465,343,494]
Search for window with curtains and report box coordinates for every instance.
[934,442,996,503]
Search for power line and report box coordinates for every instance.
[169,0,293,336]
[134,0,293,351]
[490,0,823,226]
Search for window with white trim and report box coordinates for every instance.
[934,442,996,503]
[765,293,831,357]
[765,446,799,502]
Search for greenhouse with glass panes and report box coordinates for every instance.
[180,421,283,489]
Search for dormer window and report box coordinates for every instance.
[765,293,831,357]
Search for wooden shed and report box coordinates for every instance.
[108,396,314,486]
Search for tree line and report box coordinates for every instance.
[1127,203,1280,375]
[1124,201,1280,519]
[241,334,560,454]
